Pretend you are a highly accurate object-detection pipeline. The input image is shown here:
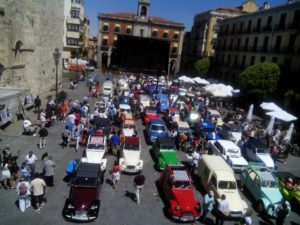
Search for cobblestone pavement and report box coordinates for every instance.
[0,72,299,225]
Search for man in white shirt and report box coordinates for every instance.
[23,118,37,135]
[25,151,38,179]
[215,194,230,225]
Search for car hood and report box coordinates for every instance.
[262,188,283,204]
[123,150,141,165]
[123,129,134,137]
[217,190,246,212]
[71,187,98,209]
[160,151,179,164]
[172,189,197,206]
[146,114,159,120]
[141,101,150,108]
[86,150,105,163]
[231,132,242,143]
[230,156,248,166]
[257,154,274,168]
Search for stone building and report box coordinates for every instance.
[214,0,300,93]
[0,0,64,121]
[181,0,258,73]
[97,0,184,75]
[88,36,97,63]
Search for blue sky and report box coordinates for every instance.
[85,0,287,36]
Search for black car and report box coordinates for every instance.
[63,163,103,221]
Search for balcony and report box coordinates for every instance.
[270,47,282,53]
[287,22,300,30]
[252,27,261,33]
[244,28,251,34]
[262,26,272,32]
[67,17,80,25]
[66,31,80,39]
[274,24,285,31]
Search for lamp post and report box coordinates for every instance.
[53,48,61,97]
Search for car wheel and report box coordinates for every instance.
[257,201,265,214]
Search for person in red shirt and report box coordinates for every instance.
[111,161,120,189]
[60,101,67,122]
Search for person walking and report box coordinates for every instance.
[111,161,120,189]
[276,202,289,225]
[43,156,56,187]
[65,159,80,186]
[215,194,230,225]
[16,176,31,212]
[110,131,119,156]
[34,96,41,114]
[38,127,48,149]
[25,151,38,179]
[61,126,71,148]
[201,190,215,222]
[134,174,145,204]
[20,161,32,182]
[30,173,46,213]
[1,161,12,189]
[72,126,82,151]
[60,101,67,122]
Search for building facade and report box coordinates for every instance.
[63,0,85,60]
[88,36,97,63]
[181,1,258,73]
[214,0,300,92]
[97,0,184,75]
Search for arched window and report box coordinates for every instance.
[152,30,157,37]
[140,29,144,37]
[141,6,147,18]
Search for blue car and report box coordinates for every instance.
[195,122,220,140]
[146,119,168,144]
[119,96,129,105]
[155,93,169,112]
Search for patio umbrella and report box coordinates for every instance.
[265,116,275,135]
[178,75,188,81]
[193,77,210,85]
[247,104,254,122]
[282,123,294,144]
[266,110,297,122]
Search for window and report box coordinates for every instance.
[260,56,266,62]
[211,176,217,188]
[239,22,244,33]
[263,36,269,51]
[232,23,236,34]
[227,54,231,66]
[173,33,179,40]
[247,20,252,32]
[250,56,255,65]
[171,47,178,54]
[275,35,282,51]
[67,24,79,31]
[72,0,81,3]
[241,55,246,67]
[287,34,296,51]
[225,24,229,34]
[267,16,272,28]
[163,31,169,39]
[279,13,286,29]
[223,39,227,50]
[114,26,120,33]
[272,57,278,63]
[229,39,233,50]
[253,37,258,51]
[67,38,79,46]
[292,10,300,27]
[126,28,132,34]
[140,5,147,18]
[237,38,241,50]
[102,24,109,32]
[256,18,261,31]
[234,55,238,65]
[140,29,144,37]
[102,39,108,46]
[245,37,249,50]
[152,30,158,37]
[71,10,80,18]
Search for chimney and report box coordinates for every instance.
[263,2,270,9]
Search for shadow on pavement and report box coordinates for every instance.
[125,190,136,203]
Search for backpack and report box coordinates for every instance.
[19,182,27,195]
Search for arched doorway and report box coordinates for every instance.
[101,53,108,69]
[169,60,176,75]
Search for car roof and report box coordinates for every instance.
[149,119,165,125]
[74,163,101,186]
[146,106,157,111]
[124,136,140,145]
[201,155,234,172]
[257,170,276,182]
[124,119,136,125]
[215,140,239,148]
[172,169,190,182]
[119,104,131,109]
[158,137,175,146]
[178,121,190,128]
[89,136,105,145]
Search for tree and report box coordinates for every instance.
[194,58,210,77]
[239,62,280,100]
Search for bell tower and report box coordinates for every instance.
[137,0,150,21]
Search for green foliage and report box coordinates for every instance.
[194,58,210,76]
[239,62,280,100]
[284,90,300,109]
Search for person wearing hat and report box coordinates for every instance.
[201,190,215,222]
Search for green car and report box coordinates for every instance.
[240,163,290,217]
[274,171,300,206]
[151,137,181,170]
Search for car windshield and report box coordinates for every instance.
[173,180,191,188]
[123,124,135,129]
[227,148,239,154]
[104,88,111,91]
[261,180,278,188]
[218,181,237,189]
[147,109,157,114]
[178,127,191,134]
[151,125,166,132]
[87,144,104,150]
[257,148,269,154]
[161,144,175,150]
[121,109,131,113]
[124,144,140,151]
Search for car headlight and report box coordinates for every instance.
[175,205,181,210]
[121,161,126,166]
[195,203,200,210]
[90,205,98,210]
[137,161,141,166]
[67,204,74,209]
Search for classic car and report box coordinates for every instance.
[155,93,169,112]
[274,171,300,206]
[195,121,220,140]
[219,122,242,144]
[244,137,275,171]
[63,163,103,221]
[207,108,223,127]
[146,119,168,144]
[122,119,137,137]
[240,164,290,217]
[119,103,133,119]
[93,100,106,113]
[119,95,130,105]
[159,165,200,221]
[151,137,181,170]
[119,137,143,173]
[142,106,159,124]
[208,140,248,172]
[198,155,248,218]
[167,107,180,123]
[93,117,111,136]
[82,135,107,171]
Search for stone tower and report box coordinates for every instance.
[137,0,150,21]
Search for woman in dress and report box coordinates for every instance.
[111,161,120,189]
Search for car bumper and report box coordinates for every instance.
[172,215,199,222]
[65,211,97,221]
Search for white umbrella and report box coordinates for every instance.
[247,104,254,122]
[266,110,297,122]
[282,123,294,144]
[193,77,210,85]
[178,75,188,81]
[260,102,283,112]
[265,116,275,135]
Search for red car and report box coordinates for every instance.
[142,106,159,124]
[159,165,200,222]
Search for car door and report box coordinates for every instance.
[246,170,261,200]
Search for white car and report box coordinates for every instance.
[119,137,143,173]
[219,122,242,144]
[81,135,107,171]
[119,104,133,119]
[244,138,275,171]
[208,108,223,127]
[209,140,248,172]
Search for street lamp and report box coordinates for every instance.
[53,48,61,97]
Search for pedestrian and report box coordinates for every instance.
[16,176,31,212]
[34,95,41,114]
[276,202,289,225]
[1,161,12,189]
[65,159,80,186]
[60,100,67,122]
[39,110,47,128]
[111,161,120,189]
[72,126,82,151]
[38,127,48,149]
[215,194,230,225]
[61,126,71,148]
[30,173,46,213]
[201,190,215,222]
[43,156,56,187]
[20,161,31,182]
[133,174,145,204]
[110,131,119,156]
[226,155,233,168]
[25,151,38,179]
[239,209,252,225]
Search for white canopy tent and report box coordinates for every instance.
[260,102,283,112]
[192,77,210,85]
[204,83,239,97]
[266,110,297,122]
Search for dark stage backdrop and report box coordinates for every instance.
[115,35,170,73]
